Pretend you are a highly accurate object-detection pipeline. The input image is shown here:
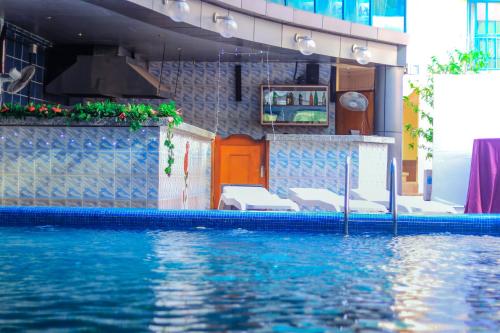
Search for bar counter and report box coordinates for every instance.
[266,134,395,206]
[0,118,214,209]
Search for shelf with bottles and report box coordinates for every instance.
[261,85,329,126]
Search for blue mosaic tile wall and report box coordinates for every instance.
[1,26,46,105]
[1,207,499,236]
[0,125,212,209]
[269,140,389,210]
[142,62,335,139]
[269,141,360,203]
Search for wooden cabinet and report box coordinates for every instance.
[335,91,374,135]
[337,66,375,92]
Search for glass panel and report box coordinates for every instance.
[488,21,495,34]
[316,0,344,19]
[287,0,315,12]
[487,3,500,21]
[487,38,495,60]
[478,38,486,53]
[477,3,487,21]
[372,0,405,32]
[493,38,498,62]
[344,0,370,26]
[477,21,486,34]
[267,0,286,5]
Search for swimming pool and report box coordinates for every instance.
[0,226,499,332]
[0,207,499,331]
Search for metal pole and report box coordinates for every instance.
[390,158,398,235]
[344,156,351,236]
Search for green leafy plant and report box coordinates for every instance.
[0,100,183,176]
[404,49,489,160]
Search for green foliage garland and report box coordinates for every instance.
[404,49,488,160]
[0,100,183,176]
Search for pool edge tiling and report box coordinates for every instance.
[0,207,499,235]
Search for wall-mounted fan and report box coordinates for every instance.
[338,91,370,135]
[0,65,36,104]
[339,91,368,112]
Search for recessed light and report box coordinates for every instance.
[77,32,83,37]
[46,16,53,20]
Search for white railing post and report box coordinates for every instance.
[344,156,351,236]
[390,158,398,235]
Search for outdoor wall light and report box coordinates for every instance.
[294,34,316,56]
[167,0,190,23]
[213,13,238,38]
[352,44,372,65]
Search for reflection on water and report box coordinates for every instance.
[149,231,215,332]
[0,227,498,332]
[387,235,500,332]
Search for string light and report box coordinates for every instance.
[265,50,276,140]
[215,51,221,135]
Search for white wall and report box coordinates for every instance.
[432,72,500,206]
[404,0,469,192]
[406,0,468,70]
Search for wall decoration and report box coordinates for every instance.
[182,141,190,208]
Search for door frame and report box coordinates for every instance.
[211,134,269,209]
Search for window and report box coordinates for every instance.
[344,0,371,26]
[470,1,500,69]
[316,0,344,19]
[372,0,405,32]
[267,0,286,5]
[265,1,406,32]
[287,0,315,12]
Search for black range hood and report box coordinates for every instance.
[46,54,169,99]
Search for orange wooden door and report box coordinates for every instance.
[212,135,268,208]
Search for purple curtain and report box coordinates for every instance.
[464,139,500,213]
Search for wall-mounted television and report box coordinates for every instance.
[261,85,329,126]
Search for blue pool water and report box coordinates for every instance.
[0,226,499,332]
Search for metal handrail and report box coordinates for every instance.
[344,156,351,235]
[389,158,398,235]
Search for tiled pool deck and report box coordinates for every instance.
[1,206,499,236]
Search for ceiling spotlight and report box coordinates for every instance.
[77,32,83,37]
[352,44,372,65]
[294,34,316,56]
[167,0,190,23]
[213,13,238,38]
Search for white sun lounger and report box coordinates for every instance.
[289,188,387,213]
[351,188,456,214]
[218,185,300,211]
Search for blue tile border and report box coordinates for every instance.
[0,206,499,236]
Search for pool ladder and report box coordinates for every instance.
[343,157,351,235]
[343,157,398,236]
